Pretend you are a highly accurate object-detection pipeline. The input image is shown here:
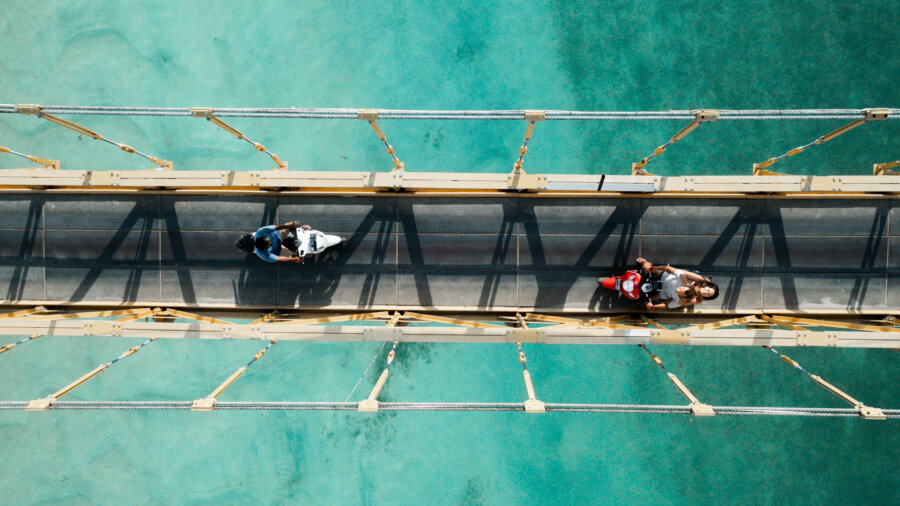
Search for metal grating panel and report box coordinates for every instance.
[765,199,890,237]
[161,195,277,232]
[0,265,44,301]
[161,230,258,268]
[398,197,516,235]
[45,229,159,266]
[640,234,763,273]
[278,196,396,235]
[519,234,636,270]
[45,195,160,231]
[0,195,43,230]
[46,266,161,302]
[279,267,396,308]
[762,274,887,310]
[397,269,516,308]
[764,235,887,273]
[398,233,514,269]
[161,267,276,305]
[520,198,641,236]
[518,270,612,311]
[641,199,764,236]
[0,229,43,265]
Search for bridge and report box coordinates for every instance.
[0,105,897,417]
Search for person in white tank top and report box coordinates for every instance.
[636,257,719,310]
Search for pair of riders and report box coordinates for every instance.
[630,257,718,309]
[247,221,343,264]
[244,223,717,310]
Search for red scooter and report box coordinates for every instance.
[599,267,662,304]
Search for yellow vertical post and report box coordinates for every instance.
[639,344,714,416]
[762,346,885,419]
[513,316,545,413]
[358,109,403,172]
[358,313,402,412]
[192,340,276,411]
[25,338,157,410]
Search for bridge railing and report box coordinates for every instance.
[1,105,898,192]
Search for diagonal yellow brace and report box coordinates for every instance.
[385,311,403,328]
[26,338,156,410]
[190,107,287,170]
[0,145,59,170]
[512,111,546,175]
[0,306,47,319]
[523,313,582,325]
[20,307,152,321]
[640,315,666,330]
[0,333,41,354]
[764,346,885,419]
[248,310,280,325]
[809,374,885,420]
[680,315,762,332]
[633,110,718,175]
[759,314,806,331]
[873,158,900,176]
[403,312,506,329]
[161,309,232,325]
[192,340,276,411]
[754,109,890,174]
[640,345,714,416]
[269,311,391,326]
[358,109,403,172]
[115,308,162,323]
[15,104,172,169]
[770,316,900,333]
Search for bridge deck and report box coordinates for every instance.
[0,192,896,314]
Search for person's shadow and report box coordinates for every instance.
[273,200,395,308]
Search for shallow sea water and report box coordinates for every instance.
[0,1,899,504]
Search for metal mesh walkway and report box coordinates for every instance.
[1,192,896,313]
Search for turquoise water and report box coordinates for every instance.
[1,1,899,503]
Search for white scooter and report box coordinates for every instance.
[289,227,344,262]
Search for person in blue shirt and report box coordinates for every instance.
[254,221,309,263]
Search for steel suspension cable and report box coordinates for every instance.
[2,105,898,120]
[1,400,896,416]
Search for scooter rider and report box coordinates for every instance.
[254,221,309,264]
[636,257,719,310]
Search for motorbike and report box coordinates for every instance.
[288,227,344,259]
[235,225,345,261]
[598,266,662,304]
